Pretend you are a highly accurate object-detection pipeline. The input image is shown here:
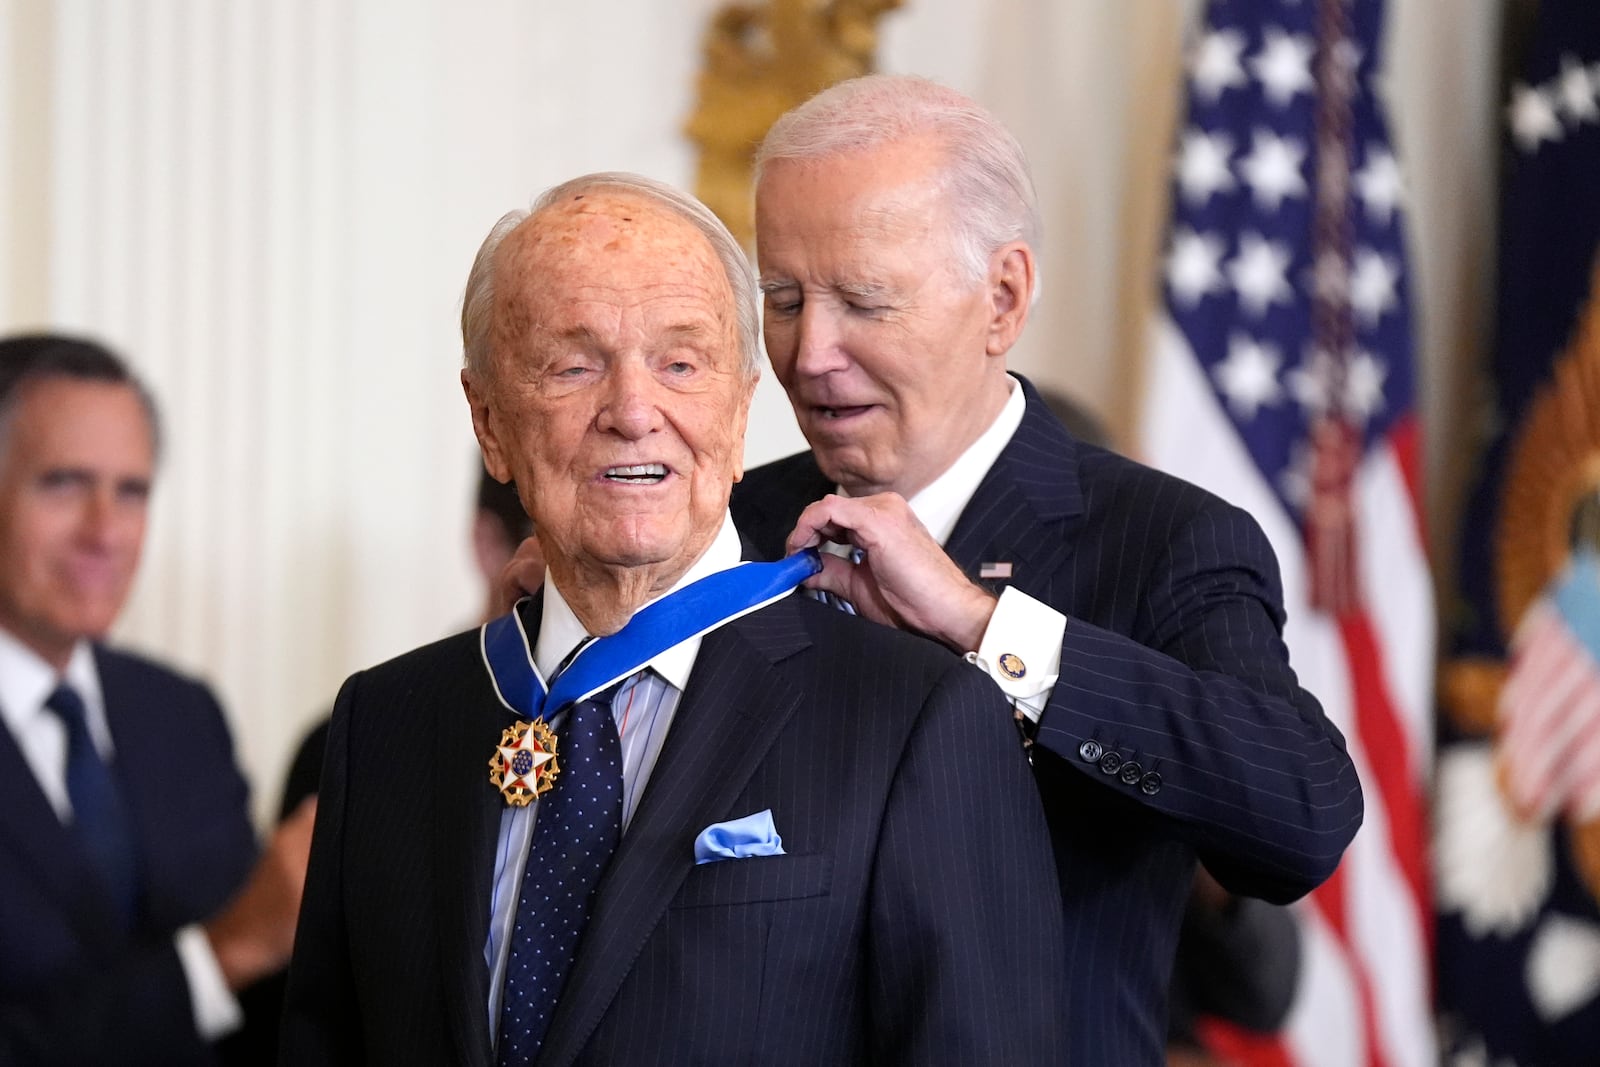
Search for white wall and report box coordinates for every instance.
[0,0,1500,823]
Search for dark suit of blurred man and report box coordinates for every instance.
[0,335,312,1065]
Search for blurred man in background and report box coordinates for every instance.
[0,334,312,1065]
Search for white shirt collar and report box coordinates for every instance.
[0,628,115,800]
[536,512,743,692]
[841,374,1024,546]
[0,629,105,733]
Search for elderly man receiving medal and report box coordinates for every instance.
[281,173,1067,1066]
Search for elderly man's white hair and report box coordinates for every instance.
[460,172,761,379]
[755,74,1041,300]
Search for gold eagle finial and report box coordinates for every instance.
[685,0,904,247]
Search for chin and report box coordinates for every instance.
[815,452,887,496]
[71,613,120,641]
[598,547,678,570]
[586,528,686,570]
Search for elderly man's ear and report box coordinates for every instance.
[985,244,1035,358]
[462,369,513,483]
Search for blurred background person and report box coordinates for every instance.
[1166,868,1301,1067]
[0,334,311,1066]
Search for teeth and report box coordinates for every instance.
[605,463,667,480]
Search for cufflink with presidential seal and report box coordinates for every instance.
[997,652,1027,679]
[489,718,560,806]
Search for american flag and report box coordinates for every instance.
[1138,2,1435,1066]
[1435,2,1600,1062]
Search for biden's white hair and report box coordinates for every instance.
[755,74,1041,299]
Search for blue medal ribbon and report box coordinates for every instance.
[481,549,822,721]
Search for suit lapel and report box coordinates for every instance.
[437,604,536,1067]
[0,650,152,950]
[96,650,173,925]
[537,600,812,1067]
[0,708,120,948]
[98,647,258,932]
[945,376,1084,603]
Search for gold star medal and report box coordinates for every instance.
[488,718,560,807]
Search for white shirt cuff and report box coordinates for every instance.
[174,924,243,1040]
[970,586,1064,724]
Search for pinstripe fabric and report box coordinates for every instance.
[731,373,1363,1067]
[281,595,1067,1065]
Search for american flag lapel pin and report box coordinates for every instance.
[979,561,1013,580]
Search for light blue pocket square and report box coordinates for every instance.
[693,809,785,865]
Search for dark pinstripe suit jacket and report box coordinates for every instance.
[281,592,1068,1066]
[731,374,1363,1066]
[0,646,258,1066]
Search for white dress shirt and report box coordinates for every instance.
[0,627,242,1038]
[484,513,743,1032]
[0,634,113,820]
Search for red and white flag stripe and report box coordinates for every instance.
[1142,317,1435,1067]
[1499,597,1600,823]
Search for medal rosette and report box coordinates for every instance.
[489,718,561,807]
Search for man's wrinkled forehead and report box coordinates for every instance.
[505,191,710,286]
[492,190,727,335]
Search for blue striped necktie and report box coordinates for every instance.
[44,684,139,927]
[810,545,863,615]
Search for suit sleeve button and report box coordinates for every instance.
[1078,740,1103,763]
[1140,771,1163,796]
[1118,760,1143,786]
[1098,751,1123,775]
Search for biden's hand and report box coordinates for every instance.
[785,492,996,653]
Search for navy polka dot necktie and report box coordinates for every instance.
[44,683,139,927]
[496,687,624,1065]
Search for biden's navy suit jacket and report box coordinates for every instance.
[281,591,1068,1066]
[0,645,257,1066]
[731,374,1364,1066]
